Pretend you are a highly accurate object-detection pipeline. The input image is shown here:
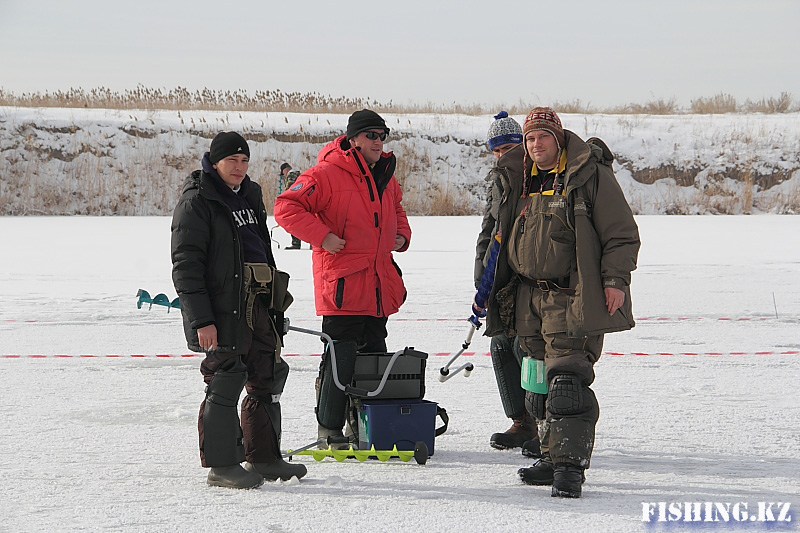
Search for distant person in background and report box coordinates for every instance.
[472,111,540,458]
[171,131,306,489]
[483,107,640,498]
[274,110,411,448]
[279,163,304,249]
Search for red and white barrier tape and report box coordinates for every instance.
[396,317,796,322]
[2,350,798,359]
[3,316,798,324]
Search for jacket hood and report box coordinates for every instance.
[522,130,596,194]
[318,135,394,176]
[495,143,524,178]
[181,170,203,195]
[180,153,252,198]
[562,130,596,192]
[181,161,252,202]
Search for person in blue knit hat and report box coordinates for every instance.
[472,112,541,457]
[486,111,523,154]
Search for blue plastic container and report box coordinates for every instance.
[358,399,437,454]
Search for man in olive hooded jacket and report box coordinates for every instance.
[485,107,640,498]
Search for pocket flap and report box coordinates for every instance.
[245,262,273,284]
[323,256,371,282]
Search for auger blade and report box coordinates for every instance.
[289,445,420,463]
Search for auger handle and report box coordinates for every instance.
[438,317,481,382]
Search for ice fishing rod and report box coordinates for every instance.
[438,316,480,382]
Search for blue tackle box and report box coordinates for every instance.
[357,399,438,454]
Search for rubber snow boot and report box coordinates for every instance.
[317,425,349,450]
[521,438,542,458]
[518,456,554,485]
[207,464,264,489]
[490,414,536,450]
[245,458,307,481]
[551,463,585,498]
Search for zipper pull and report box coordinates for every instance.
[554,177,564,195]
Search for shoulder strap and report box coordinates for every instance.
[435,406,449,437]
[567,173,597,231]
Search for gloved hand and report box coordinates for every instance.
[468,314,482,328]
[472,292,487,319]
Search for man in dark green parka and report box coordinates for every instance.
[485,108,640,498]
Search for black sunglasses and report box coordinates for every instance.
[363,131,388,141]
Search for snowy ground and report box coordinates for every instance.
[1,215,798,532]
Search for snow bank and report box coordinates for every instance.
[1,106,799,215]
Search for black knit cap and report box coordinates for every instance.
[280,162,291,172]
[346,109,390,139]
[209,131,250,164]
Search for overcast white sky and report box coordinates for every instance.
[1,0,798,108]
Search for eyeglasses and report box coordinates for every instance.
[363,131,388,141]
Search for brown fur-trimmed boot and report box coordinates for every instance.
[490,413,537,450]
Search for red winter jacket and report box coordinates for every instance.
[274,135,411,317]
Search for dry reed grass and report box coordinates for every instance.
[1,87,797,115]
[690,91,797,114]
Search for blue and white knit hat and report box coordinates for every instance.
[487,111,523,150]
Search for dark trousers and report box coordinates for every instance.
[321,315,389,353]
[198,297,289,466]
[315,315,388,429]
[516,283,602,468]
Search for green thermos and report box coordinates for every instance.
[521,356,547,393]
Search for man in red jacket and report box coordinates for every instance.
[274,109,412,446]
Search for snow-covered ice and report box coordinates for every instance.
[1,215,798,532]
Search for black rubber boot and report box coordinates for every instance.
[245,458,307,481]
[317,425,349,450]
[521,438,542,458]
[518,456,554,485]
[551,463,585,498]
[207,464,264,489]
[316,340,358,437]
[201,357,248,467]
